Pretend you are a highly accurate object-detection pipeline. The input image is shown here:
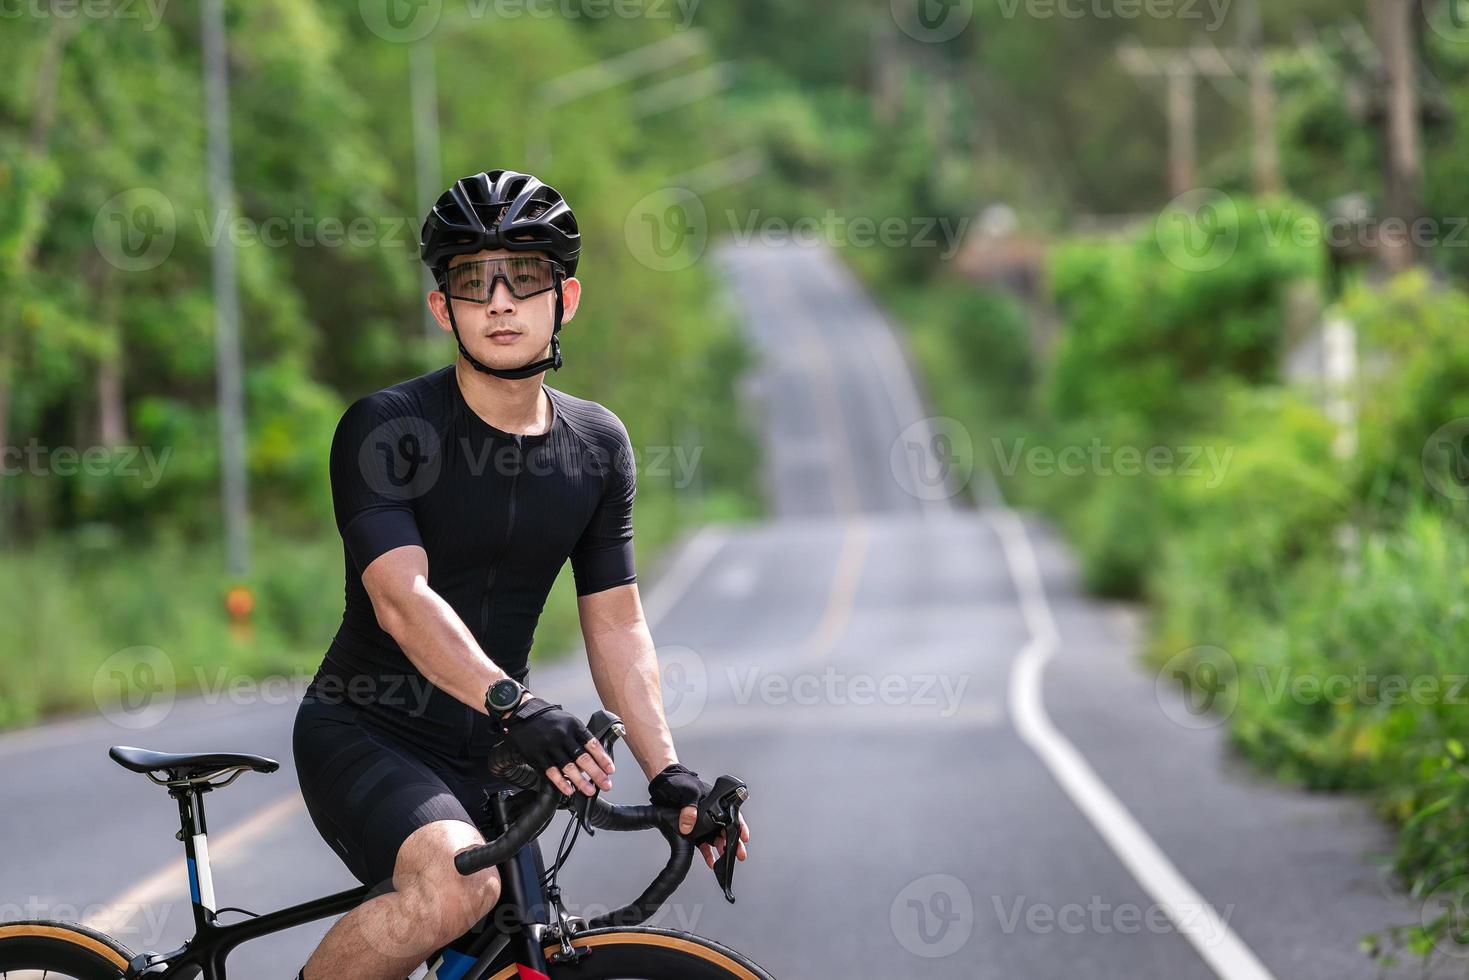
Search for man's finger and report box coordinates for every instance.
[678,804,697,835]
[583,738,615,774]
[545,766,574,796]
[574,752,612,791]
[563,762,597,796]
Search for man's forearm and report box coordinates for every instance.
[584,621,678,781]
[376,573,515,715]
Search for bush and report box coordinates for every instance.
[1048,196,1325,432]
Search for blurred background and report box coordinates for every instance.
[7,0,1469,976]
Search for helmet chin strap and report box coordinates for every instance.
[445,278,565,380]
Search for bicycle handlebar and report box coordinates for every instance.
[453,710,747,929]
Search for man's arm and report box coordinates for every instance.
[577,582,676,779]
[579,582,749,866]
[363,545,614,794]
[361,545,515,714]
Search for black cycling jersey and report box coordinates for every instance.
[306,364,637,757]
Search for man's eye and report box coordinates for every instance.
[514,274,535,285]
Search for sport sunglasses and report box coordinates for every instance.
[442,256,566,303]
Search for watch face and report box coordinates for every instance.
[490,679,521,711]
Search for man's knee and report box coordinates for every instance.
[393,820,502,945]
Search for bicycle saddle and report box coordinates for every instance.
[109,745,279,783]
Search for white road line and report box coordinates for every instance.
[988,507,1278,980]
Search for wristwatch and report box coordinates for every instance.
[486,677,526,720]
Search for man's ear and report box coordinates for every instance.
[559,277,581,325]
[427,288,454,333]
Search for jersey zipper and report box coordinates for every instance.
[472,436,522,756]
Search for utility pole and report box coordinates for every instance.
[871,20,900,124]
[1373,0,1422,271]
[410,38,443,338]
[1118,39,1280,196]
[1165,66,1197,195]
[202,0,250,577]
[1241,0,1280,193]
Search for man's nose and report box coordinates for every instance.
[486,278,517,315]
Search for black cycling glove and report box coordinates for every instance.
[649,762,713,811]
[499,696,594,774]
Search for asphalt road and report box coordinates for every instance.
[0,241,1415,979]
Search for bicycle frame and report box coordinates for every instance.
[125,782,552,980]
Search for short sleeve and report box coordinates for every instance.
[329,394,433,573]
[569,413,637,596]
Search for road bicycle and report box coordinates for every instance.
[0,710,772,979]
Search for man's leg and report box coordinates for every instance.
[301,819,500,980]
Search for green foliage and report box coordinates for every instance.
[1345,272,1469,515]
[1048,197,1327,431]
[0,531,343,729]
[0,4,764,727]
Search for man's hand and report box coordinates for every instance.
[500,697,615,796]
[689,809,751,870]
[650,763,752,867]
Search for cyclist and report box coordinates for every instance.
[290,170,749,980]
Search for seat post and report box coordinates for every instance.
[168,782,217,930]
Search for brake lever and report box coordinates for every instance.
[693,775,748,904]
[713,798,742,903]
[574,711,626,837]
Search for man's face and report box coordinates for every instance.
[429,248,580,371]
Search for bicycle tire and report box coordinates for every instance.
[480,926,775,979]
[0,919,134,978]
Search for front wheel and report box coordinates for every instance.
[482,926,775,979]
[0,919,134,978]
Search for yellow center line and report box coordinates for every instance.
[802,520,871,660]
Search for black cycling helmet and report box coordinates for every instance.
[420,170,581,380]
[420,169,580,277]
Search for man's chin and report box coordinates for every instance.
[467,344,550,371]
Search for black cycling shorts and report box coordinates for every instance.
[292,692,518,891]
